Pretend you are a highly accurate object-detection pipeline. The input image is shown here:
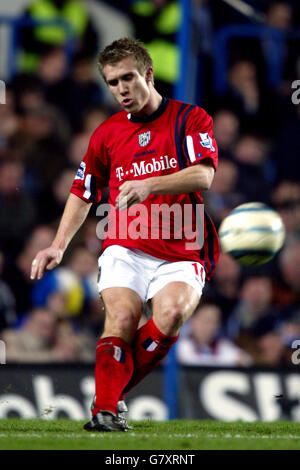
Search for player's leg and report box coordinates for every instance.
[92,286,142,417]
[88,245,150,425]
[121,281,200,396]
[101,286,142,343]
[120,261,204,397]
[152,281,200,335]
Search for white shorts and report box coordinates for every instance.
[97,245,205,302]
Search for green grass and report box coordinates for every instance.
[0,419,299,450]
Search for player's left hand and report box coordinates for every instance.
[116,179,152,210]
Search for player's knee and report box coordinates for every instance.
[159,305,185,333]
[112,309,139,333]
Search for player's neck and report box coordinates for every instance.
[134,88,163,118]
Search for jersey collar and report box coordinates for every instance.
[127,96,169,123]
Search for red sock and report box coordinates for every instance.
[93,336,133,416]
[120,318,178,399]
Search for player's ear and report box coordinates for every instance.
[145,66,154,84]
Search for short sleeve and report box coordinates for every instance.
[183,107,218,171]
[70,128,109,203]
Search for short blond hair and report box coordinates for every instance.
[98,37,153,83]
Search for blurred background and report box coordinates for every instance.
[0,0,300,422]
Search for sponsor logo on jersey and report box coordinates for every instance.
[115,155,177,181]
[138,131,151,147]
[199,132,215,152]
[75,161,86,180]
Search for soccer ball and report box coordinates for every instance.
[218,202,286,266]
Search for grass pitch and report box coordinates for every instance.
[0,419,299,450]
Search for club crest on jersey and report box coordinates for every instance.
[199,132,215,152]
[138,131,151,147]
[75,161,86,180]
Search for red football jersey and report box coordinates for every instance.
[71,97,220,279]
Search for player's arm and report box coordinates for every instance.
[31,126,108,279]
[148,160,215,194]
[30,193,92,280]
[116,161,214,210]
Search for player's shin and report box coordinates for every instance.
[94,336,134,415]
[120,317,178,399]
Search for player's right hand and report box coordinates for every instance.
[30,247,64,280]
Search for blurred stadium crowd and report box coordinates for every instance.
[0,0,300,367]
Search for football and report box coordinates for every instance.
[218,202,286,266]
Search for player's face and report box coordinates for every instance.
[103,56,152,115]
